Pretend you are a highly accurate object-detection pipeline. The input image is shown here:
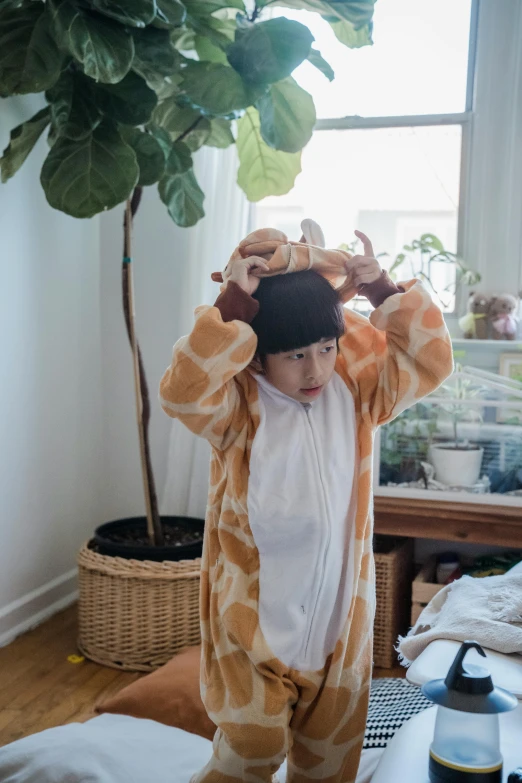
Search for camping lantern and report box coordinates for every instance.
[422,640,518,783]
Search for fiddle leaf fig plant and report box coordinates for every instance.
[1,0,375,222]
[0,0,376,546]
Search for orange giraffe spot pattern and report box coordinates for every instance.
[220,722,287,759]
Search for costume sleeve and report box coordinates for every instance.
[159,282,259,450]
[339,280,453,426]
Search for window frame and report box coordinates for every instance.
[311,0,480,316]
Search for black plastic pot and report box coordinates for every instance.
[93,516,204,562]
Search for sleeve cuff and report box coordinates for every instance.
[214,281,260,323]
[359,270,404,309]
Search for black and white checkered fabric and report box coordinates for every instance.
[363,678,432,749]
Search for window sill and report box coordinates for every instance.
[451,338,522,348]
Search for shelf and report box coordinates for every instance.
[451,339,522,348]
[374,495,522,548]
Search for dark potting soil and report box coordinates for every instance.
[102,523,203,548]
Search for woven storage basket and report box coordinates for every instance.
[77,541,201,672]
[373,536,414,669]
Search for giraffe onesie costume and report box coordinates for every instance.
[159,226,453,783]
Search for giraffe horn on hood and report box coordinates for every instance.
[299,218,325,248]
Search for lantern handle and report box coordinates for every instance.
[444,640,486,689]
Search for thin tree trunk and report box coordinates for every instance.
[122,187,164,546]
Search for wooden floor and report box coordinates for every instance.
[0,605,140,748]
[0,604,404,748]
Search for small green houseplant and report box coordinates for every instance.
[429,366,485,486]
[385,233,481,310]
[1,0,376,553]
[340,232,481,313]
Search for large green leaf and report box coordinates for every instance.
[91,0,157,27]
[195,34,228,64]
[181,117,211,151]
[307,47,334,80]
[49,0,134,84]
[206,117,234,148]
[132,27,180,82]
[165,141,192,175]
[258,0,375,27]
[0,5,63,95]
[187,12,236,51]
[171,27,196,52]
[0,106,50,183]
[236,107,301,201]
[120,127,165,186]
[40,121,139,218]
[46,70,102,140]
[153,98,197,134]
[227,18,313,86]
[153,99,210,149]
[148,123,172,152]
[159,168,205,227]
[181,62,256,116]
[155,0,187,27]
[94,72,158,125]
[256,76,315,153]
[147,72,183,100]
[330,19,372,47]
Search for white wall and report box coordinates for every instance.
[98,188,193,522]
[0,96,104,645]
[0,95,223,647]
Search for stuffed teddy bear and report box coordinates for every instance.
[488,293,520,340]
[458,291,490,339]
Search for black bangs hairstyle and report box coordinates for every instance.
[251,269,345,357]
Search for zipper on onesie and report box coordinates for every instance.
[301,402,332,662]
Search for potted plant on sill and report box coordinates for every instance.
[1,0,376,667]
[341,232,482,315]
[428,367,485,487]
[386,233,481,311]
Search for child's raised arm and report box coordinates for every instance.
[159,263,266,449]
[338,232,453,426]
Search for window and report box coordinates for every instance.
[250,0,477,313]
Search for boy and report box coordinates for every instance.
[160,222,453,783]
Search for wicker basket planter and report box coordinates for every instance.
[373,536,414,669]
[77,541,201,671]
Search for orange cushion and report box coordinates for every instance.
[95,645,216,740]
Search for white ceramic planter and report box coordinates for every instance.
[429,444,484,487]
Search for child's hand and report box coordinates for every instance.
[344,230,382,289]
[227,256,269,295]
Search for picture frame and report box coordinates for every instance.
[497,353,522,423]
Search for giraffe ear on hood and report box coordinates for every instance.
[299,218,325,247]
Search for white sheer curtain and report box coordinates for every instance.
[160,145,250,519]
[464,0,522,296]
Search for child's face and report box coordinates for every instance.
[263,338,337,403]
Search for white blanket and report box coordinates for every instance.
[0,713,382,783]
[398,572,522,665]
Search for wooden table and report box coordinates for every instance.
[374,496,522,548]
[371,705,522,783]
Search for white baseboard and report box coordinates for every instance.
[0,569,78,648]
